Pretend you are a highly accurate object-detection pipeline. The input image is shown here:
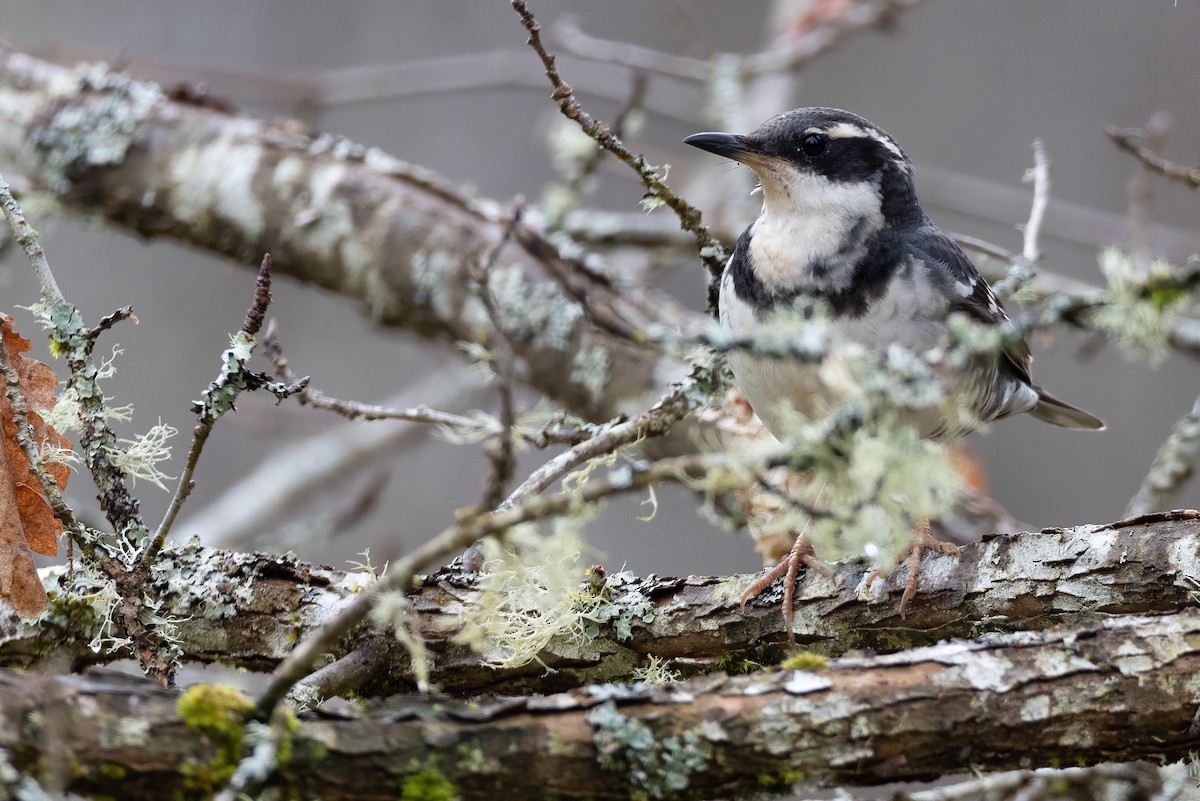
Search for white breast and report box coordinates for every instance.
[720,262,959,440]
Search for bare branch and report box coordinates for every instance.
[511,1,727,307]
[86,305,137,344]
[1126,395,1200,516]
[1108,123,1200,190]
[1021,138,1049,263]
[5,607,1200,799]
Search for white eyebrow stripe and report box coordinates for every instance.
[822,122,906,162]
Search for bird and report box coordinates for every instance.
[684,107,1103,634]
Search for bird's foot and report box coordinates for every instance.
[866,520,961,617]
[740,534,834,641]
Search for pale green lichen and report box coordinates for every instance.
[576,569,656,642]
[32,64,164,195]
[37,561,126,655]
[548,119,601,178]
[713,302,965,566]
[0,746,51,800]
[752,708,805,758]
[1093,247,1195,366]
[631,655,680,685]
[488,263,584,352]
[587,701,708,799]
[454,524,588,670]
[108,418,177,490]
[569,344,610,405]
[410,248,461,317]
[98,715,150,750]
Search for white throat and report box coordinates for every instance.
[747,167,884,296]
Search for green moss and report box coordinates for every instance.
[275,707,301,765]
[757,768,806,791]
[779,651,827,670]
[547,732,583,758]
[176,684,254,793]
[98,761,126,780]
[399,759,457,801]
[716,652,763,675]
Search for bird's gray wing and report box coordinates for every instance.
[903,225,1033,386]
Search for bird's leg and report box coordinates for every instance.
[740,532,834,640]
[868,519,961,616]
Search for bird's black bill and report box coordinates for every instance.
[683,131,758,162]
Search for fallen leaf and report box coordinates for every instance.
[0,313,74,617]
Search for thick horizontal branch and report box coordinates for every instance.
[0,50,692,423]
[3,512,1198,695]
[3,608,1200,800]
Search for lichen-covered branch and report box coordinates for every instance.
[3,513,1198,697]
[1126,395,1200,516]
[0,49,688,426]
[3,608,1200,800]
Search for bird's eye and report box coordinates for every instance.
[799,133,828,158]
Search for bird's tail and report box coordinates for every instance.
[1028,385,1105,430]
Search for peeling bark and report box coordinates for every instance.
[3,513,1198,696]
[2,609,1200,800]
[0,50,691,422]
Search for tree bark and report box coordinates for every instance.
[3,511,1197,696]
[3,607,1199,800]
[0,50,694,424]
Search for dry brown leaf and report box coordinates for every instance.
[0,312,74,617]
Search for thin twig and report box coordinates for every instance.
[554,0,927,81]
[993,139,1050,300]
[288,642,390,708]
[499,377,694,510]
[895,764,1155,801]
[554,17,711,81]
[1108,123,1200,190]
[1021,138,1049,263]
[86,305,137,345]
[261,321,589,446]
[550,71,647,228]
[1125,112,1172,272]
[1125,394,1200,517]
[142,255,297,569]
[952,232,1016,263]
[474,202,525,509]
[511,0,727,310]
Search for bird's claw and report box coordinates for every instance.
[740,534,833,641]
[866,522,961,617]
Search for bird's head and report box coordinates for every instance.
[685,107,920,228]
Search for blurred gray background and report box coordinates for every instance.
[2,0,1198,578]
